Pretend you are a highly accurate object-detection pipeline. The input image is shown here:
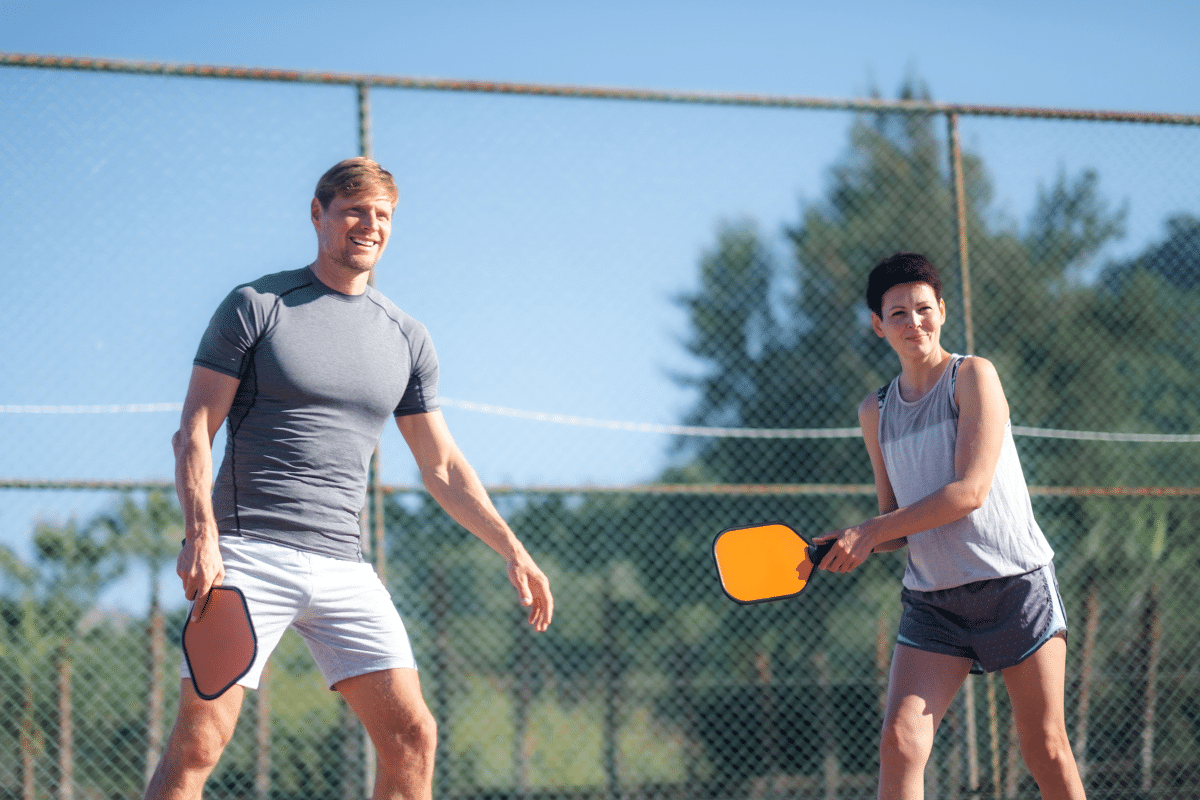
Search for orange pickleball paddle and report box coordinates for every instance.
[712,522,834,604]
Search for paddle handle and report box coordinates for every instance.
[807,539,835,568]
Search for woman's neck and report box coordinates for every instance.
[897,348,953,401]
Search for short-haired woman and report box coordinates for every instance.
[816,252,1087,800]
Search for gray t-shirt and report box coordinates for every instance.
[878,354,1053,591]
[194,266,439,561]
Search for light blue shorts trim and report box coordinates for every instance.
[180,535,417,691]
[896,562,1067,673]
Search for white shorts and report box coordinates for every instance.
[180,535,417,691]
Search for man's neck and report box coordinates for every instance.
[311,259,372,295]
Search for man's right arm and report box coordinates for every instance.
[173,365,240,618]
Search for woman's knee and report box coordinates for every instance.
[879,716,933,767]
[1020,725,1076,780]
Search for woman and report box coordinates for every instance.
[815,253,1087,800]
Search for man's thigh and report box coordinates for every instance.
[293,552,417,688]
[336,668,433,735]
[169,679,245,750]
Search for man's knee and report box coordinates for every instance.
[386,703,438,755]
[167,716,237,772]
[167,685,243,770]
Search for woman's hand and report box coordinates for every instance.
[813,522,877,574]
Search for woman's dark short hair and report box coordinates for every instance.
[865,252,943,317]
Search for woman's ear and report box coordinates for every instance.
[871,312,886,338]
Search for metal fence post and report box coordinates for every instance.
[946,111,974,356]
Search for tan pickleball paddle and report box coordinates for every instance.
[181,585,257,700]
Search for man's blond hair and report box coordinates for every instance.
[314,158,398,209]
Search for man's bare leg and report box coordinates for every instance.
[337,668,438,800]
[143,680,244,800]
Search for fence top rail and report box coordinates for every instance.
[4,52,1198,126]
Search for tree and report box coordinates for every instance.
[1,544,51,800]
[95,490,184,785]
[1103,213,1200,292]
[665,77,1200,792]
[0,518,122,800]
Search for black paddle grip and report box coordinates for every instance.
[808,539,835,568]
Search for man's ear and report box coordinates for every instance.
[311,197,322,229]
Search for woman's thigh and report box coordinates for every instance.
[883,644,975,744]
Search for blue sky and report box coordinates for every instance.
[0,1,1197,577]
[3,1,1197,113]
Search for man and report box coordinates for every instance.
[145,158,554,800]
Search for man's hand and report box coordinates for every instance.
[507,555,554,632]
[398,410,555,632]
[178,535,225,621]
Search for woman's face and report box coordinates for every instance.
[872,281,946,358]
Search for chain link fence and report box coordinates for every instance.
[2,54,1199,800]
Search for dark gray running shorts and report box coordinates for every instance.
[896,562,1067,674]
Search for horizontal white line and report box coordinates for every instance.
[440,399,1200,443]
[1010,425,1200,443]
[439,398,860,438]
[2,398,1196,443]
[0,403,184,414]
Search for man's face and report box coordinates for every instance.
[311,191,395,274]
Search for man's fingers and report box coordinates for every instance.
[187,574,224,620]
[508,564,533,606]
[528,598,551,632]
[189,587,209,621]
[529,578,553,630]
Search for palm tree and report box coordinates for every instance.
[0,517,121,800]
[95,490,184,785]
[1,544,52,800]
[38,517,123,800]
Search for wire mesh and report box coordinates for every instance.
[2,56,1199,799]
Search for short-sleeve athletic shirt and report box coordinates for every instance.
[878,354,1053,591]
[194,266,439,561]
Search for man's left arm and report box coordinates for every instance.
[397,410,553,631]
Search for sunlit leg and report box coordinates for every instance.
[1002,634,1086,800]
[337,668,438,800]
[878,645,973,800]
[143,680,244,800]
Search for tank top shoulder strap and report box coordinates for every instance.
[948,353,968,401]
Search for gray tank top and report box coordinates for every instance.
[878,354,1053,591]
